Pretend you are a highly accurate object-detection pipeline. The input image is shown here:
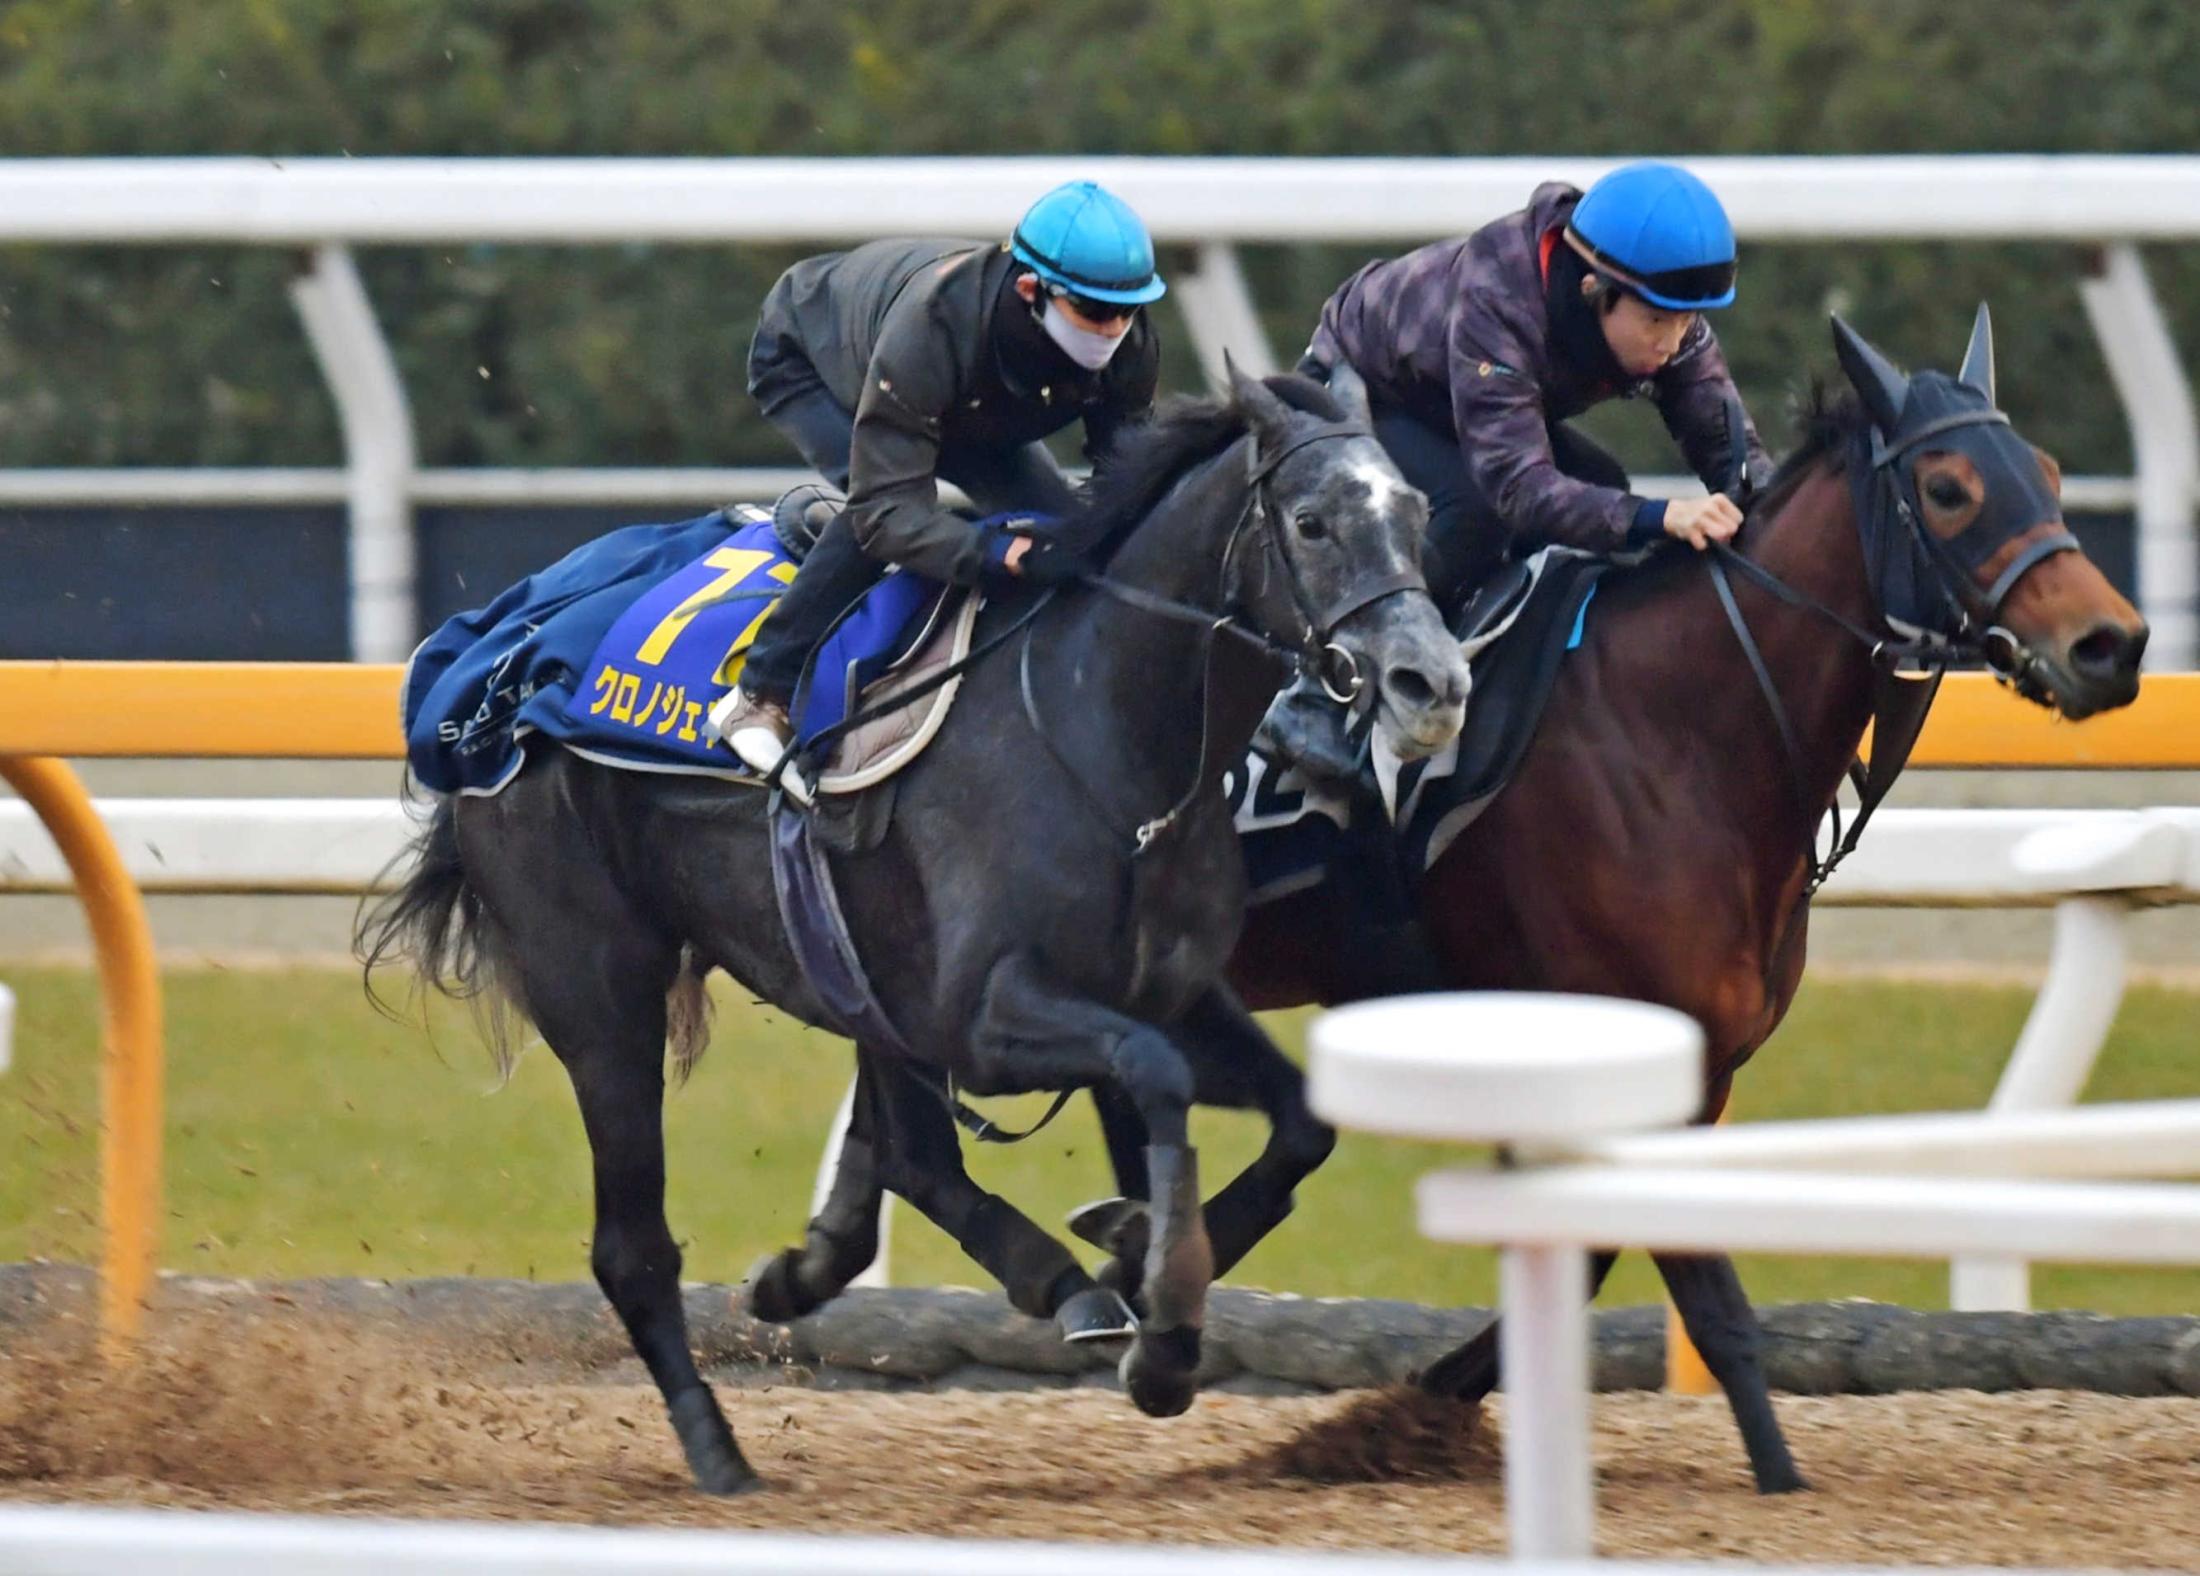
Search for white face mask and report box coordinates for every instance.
[1040,298,1130,371]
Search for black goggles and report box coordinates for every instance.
[1626,258,1738,308]
[1047,286,1139,326]
[1568,229,1736,310]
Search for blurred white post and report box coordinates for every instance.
[814,1074,891,1289]
[2079,243,2200,668]
[1951,893,2132,1310]
[1498,1242,1593,1560]
[290,243,418,664]
[1308,992,1705,1562]
[1170,242,1278,391]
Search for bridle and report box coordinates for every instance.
[1706,400,2078,895]
[1023,417,1425,854]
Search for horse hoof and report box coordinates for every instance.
[668,1387,762,1495]
[1067,1195,1149,1255]
[1756,1464,1811,1495]
[741,1250,812,1325]
[1413,1348,1497,1404]
[696,1459,767,1497]
[1057,1286,1137,1344]
[1119,1326,1201,1418]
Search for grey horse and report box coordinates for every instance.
[360,365,1468,1493]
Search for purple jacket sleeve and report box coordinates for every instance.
[1654,321,1772,491]
[1449,314,1640,552]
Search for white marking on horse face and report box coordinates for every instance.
[1348,459,1412,516]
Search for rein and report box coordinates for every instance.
[1015,419,1414,857]
[800,414,1404,1147]
[773,419,1393,814]
[1704,404,2064,896]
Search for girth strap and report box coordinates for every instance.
[768,803,915,1059]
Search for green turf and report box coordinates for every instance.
[3,965,2196,1313]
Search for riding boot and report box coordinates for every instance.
[709,512,883,802]
[707,688,812,805]
[1251,671,1362,786]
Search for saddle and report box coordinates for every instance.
[1392,545,1609,865]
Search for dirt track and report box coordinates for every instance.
[5,1310,2199,1566]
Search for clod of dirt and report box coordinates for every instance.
[1256,1385,1498,1484]
[0,1305,481,1492]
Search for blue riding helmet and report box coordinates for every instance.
[1009,180,1168,306]
[1565,162,1738,312]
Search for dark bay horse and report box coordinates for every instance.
[1217,309,2147,1491]
[784,311,2148,1493]
[361,366,1468,1493]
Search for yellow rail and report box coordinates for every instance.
[0,757,162,1359]
[1,661,2196,766]
[0,661,402,758]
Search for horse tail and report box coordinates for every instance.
[356,785,527,1078]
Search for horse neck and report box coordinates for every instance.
[1607,458,1878,871]
[1714,460,1883,824]
[1045,435,1286,796]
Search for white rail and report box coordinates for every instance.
[0,156,2188,660]
[4,799,2195,1310]
[6,156,2200,243]
[1307,992,2200,1562]
[0,1504,2112,1576]
[0,1504,1506,1576]
[0,468,2136,512]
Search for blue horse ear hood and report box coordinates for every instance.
[1566,162,1739,311]
[1010,180,1168,305]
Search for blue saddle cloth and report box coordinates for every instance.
[402,510,938,796]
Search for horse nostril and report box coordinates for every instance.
[2070,621,2147,680]
[1385,663,1440,713]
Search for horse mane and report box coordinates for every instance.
[1064,372,1346,562]
[1749,380,1869,519]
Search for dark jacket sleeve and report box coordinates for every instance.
[1654,321,1774,493]
[841,304,997,587]
[1450,311,1640,552]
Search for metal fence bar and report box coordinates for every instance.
[4,156,2200,243]
[289,244,417,663]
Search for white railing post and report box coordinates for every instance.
[1497,1241,1594,1560]
[1309,992,1705,1561]
[1951,893,2134,1310]
[2079,242,2200,668]
[289,243,418,664]
[1170,241,1278,391]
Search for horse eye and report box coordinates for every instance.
[1295,510,1329,540]
[1926,476,1970,510]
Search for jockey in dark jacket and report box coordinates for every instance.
[1264,161,1772,781]
[712,180,1165,795]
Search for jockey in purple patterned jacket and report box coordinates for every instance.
[1261,161,1773,782]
